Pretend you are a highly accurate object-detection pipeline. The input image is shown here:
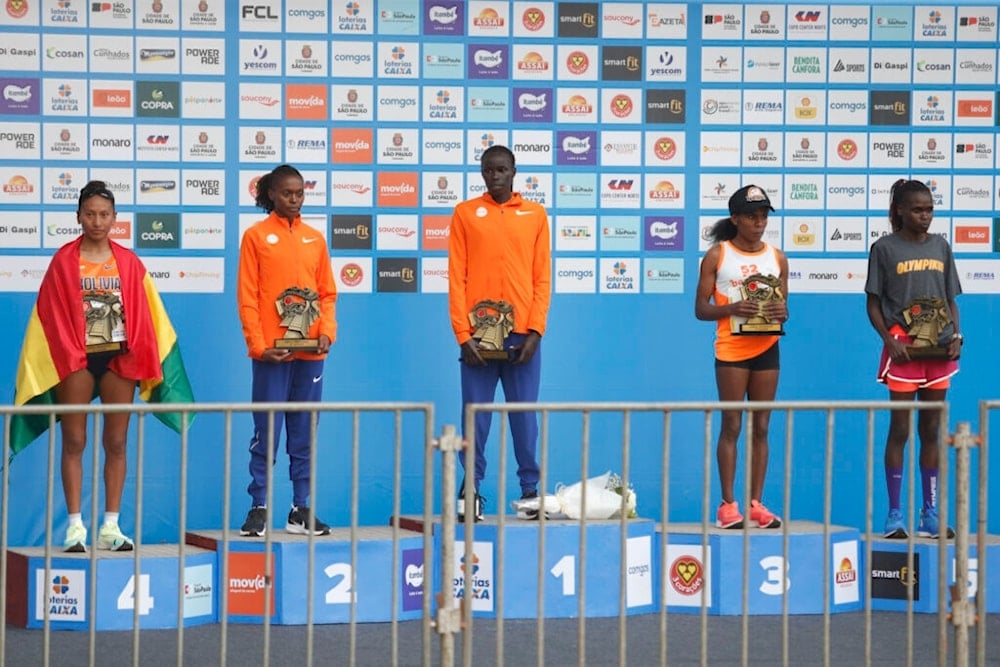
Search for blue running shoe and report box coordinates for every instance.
[917,508,955,539]
[884,509,907,539]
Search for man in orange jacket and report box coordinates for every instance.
[448,145,551,521]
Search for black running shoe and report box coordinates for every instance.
[240,506,268,537]
[287,506,331,536]
[517,489,540,519]
[457,492,485,523]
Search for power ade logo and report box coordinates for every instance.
[330,215,372,250]
[135,81,179,118]
[136,213,179,248]
[0,130,35,150]
[869,91,910,126]
[376,257,417,293]
[602,45,642,81]
[185,177,220,197]
[646,89,685,124]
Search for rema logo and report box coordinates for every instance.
[136,212,180,248]
[135,81,180,118]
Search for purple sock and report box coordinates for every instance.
[886,467,903,510]
[921,467,938,511]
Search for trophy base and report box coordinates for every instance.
[734,323,784,336]
[478,348,511,361]
[906,345,950,359]
[275,338,321,353]
[86,342,125,354]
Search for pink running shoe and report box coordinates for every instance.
[715,500,744,529]
[749,500,781,528]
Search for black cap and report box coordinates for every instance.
[728,185,775,216]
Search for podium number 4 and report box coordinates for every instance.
[758,556,790,596]
[116,575,155,615]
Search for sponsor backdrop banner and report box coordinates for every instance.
[1,2,998,542]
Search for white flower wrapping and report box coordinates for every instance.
[510,471,637,520]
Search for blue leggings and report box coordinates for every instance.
[458,333,541,493]
[247,358,325,508]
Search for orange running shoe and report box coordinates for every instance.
[749,500,781,528]
[715,500,743,529]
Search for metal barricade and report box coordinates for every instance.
[432,399,992,667]
[0,398,993,666]
[0,400,435,667]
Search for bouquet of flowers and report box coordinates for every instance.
[605,472,638,519]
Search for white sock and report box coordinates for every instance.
[68,513,83,527]
[103,512,120,526]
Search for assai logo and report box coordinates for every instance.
[135,81,179,118]
[136,212,179,248]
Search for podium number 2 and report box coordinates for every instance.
[758,556,790,595]
[324,562,355,604]
[550,555,576,596]
[116,575,155,615]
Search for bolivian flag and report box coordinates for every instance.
[9,238,195,461]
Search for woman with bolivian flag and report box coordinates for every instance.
[10,180,194,553]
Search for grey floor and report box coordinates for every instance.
[4,611,997,666]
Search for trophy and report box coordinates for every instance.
[730,273,785,335]
[902,297,951,359]
[274,286,322,352]
[84,292,126,354]
[468,300,515,360]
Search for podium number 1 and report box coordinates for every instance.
[116,575,155,615]
[550,555,576,596]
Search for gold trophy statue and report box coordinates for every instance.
[902,296,951,359]
[730,273,785,335]
[274,286,322,352]
[84,292,126,353]
[468,299,515,360]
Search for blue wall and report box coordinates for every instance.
[1,2,999,546]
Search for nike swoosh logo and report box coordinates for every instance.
[515,210,533,216]
[312,376,322,383]
[302,237,319,243]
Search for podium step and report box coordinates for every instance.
[865,533,1000,613]
[659,520,863,615]
[431,516,658,619]
[6,544,217,630]
[186,526,425,624]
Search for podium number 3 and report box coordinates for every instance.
[324,562,355,604]
[116,575,155,615]
[758,556,790,595]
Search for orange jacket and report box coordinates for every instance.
[237,212,337,360]
[448,192,551,345]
